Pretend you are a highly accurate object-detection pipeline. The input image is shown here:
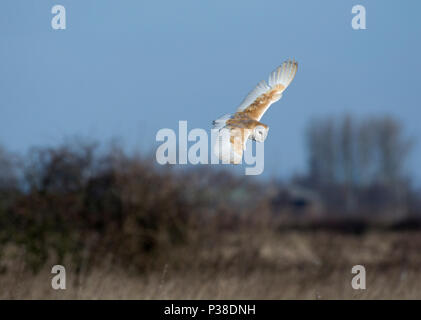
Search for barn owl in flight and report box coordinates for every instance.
[213,59,298,164]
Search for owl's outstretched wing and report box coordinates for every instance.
[213,126,252,164]
[236,59,298,121]
[212,59,297,164]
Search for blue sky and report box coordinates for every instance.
[0,0,420,181]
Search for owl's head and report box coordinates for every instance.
[253,125,269,142]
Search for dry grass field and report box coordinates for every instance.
[2,229,421,299]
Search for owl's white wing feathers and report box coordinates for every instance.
[213,127,251,164]
[268,60,297,88]
[212,113,233,130]
[237,59,297,112]
[236,80,271,112]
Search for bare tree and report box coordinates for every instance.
[306,117,336,185]
[304,114,413,216]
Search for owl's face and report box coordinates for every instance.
[253,125,269,142]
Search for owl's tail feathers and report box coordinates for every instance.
[268,59,298,90]
[212,113,233,130]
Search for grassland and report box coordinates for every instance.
[2,229,421,299]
